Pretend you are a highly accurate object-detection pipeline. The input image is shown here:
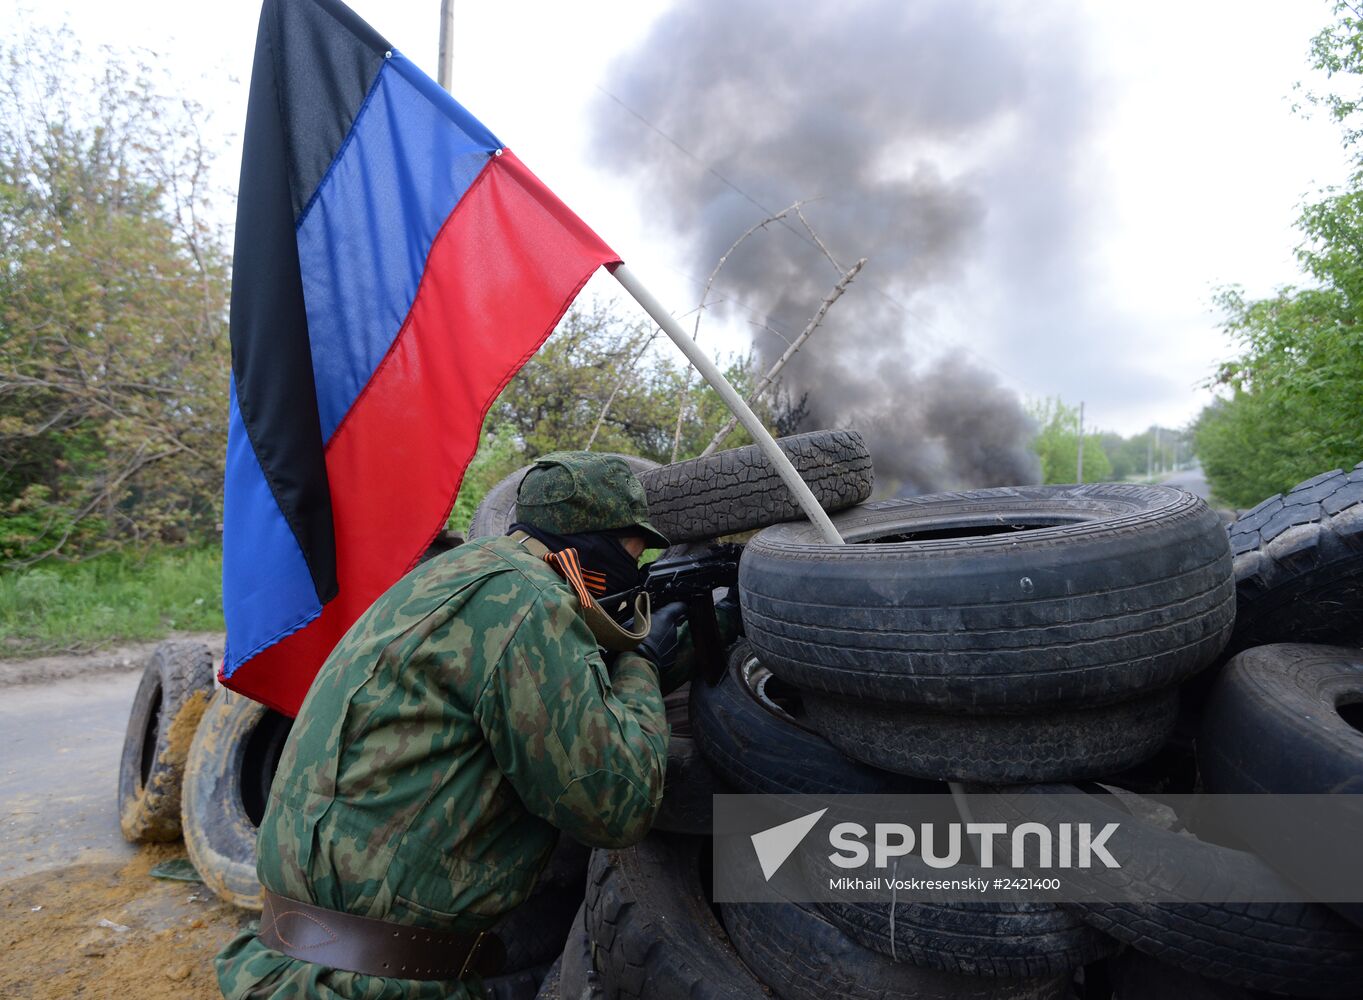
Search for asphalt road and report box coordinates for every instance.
[1159,463,1213,503]
[0,671,140,880]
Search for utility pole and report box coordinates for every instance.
[437,0,455,92]
[1076,401,1085,484]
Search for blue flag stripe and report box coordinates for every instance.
[295,50,501,443]
[222,381,324,677]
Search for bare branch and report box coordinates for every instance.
[669,201,805,462]
[584,325,661,451]
[701,257,866,457]
[795,202,842,273]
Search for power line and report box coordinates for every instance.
[596,85,779,224]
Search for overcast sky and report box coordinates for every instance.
[2,0,1353,437]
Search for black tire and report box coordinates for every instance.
[721,897,1072,1000]
[181,689,292,910]
[741,486,1234,711]
[690,639,927,796]
[469,431,872,547]
[801,686,1178,783]
[498,894,581,974]
[484,964,551,1000]
[584,834,767,999]
[638,430,873,544]
[418,529,463,563]
[497,837,592,972]
[1109,949,1277,1000]
[803,845,1113,979]
[1227,464,1363,655]
[556,903,605,1000]
[1197,643,1363,927]
[977,785,1363,996]
[534,957,563,1000]
[652,685,722,836]
[117,640,216,842]
[467,455,660,539]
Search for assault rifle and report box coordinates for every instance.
[642,543,742,685]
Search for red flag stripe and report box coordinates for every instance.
[223,151,618,714]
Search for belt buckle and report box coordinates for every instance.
[457,930,487,979]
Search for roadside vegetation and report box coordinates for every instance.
[1195,3,1363,507]
[0,546,222,655]
[1038,5,1363,508]
[0,25,798,655]
[1028,397,1191,487]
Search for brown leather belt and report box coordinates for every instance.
[258,889,505,981]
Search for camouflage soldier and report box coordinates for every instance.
[216,452,704,999]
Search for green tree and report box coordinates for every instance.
[448,296,806,528]
[1196,276,1363,505]
[480,296,797,464]
[1197,3,1363,507]
[447,424,525,535]
[1098,431,1133,480]
[0,26,230,562]
[0,28,803,563]
[1027,397,1112,484]
[1101,426,1190,483]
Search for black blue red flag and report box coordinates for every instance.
[222,0,619,714]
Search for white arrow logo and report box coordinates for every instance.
[750,808,828,881]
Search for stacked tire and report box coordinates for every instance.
[545,476,1363,999]
[692,641,1112,996]
[740,485,1235,783]
[468,430,874,543]
[1195,464,1363,926]
[117,444,1363,997]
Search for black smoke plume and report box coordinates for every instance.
[592,0,1106,491]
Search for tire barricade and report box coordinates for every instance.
[117,453,1363,997]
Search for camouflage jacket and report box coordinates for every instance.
[216,534,674,999]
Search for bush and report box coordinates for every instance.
[0,547,223,655]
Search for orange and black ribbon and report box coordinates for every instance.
[543,547,608,606]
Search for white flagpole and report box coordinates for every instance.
[437,1,455,91]
[611,264,844,545]
[614,264,978,826]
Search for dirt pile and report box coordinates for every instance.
[0,844,249,999]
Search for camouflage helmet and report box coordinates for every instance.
[517,452,670,549]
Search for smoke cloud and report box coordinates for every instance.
[593,0,1108,492]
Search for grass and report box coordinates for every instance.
[0,501,658,658]
[0,545,224,657]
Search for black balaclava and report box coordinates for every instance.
[510,522,644,620]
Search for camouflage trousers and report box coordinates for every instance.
[215,925,487,999]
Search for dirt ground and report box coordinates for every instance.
[0,842,253,999]
[0,632,225,687]
[0,635,243,997]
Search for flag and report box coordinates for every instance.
[222,0,619,715]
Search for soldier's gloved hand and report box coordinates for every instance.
[714,589,744,645]
[635,601,688,675]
